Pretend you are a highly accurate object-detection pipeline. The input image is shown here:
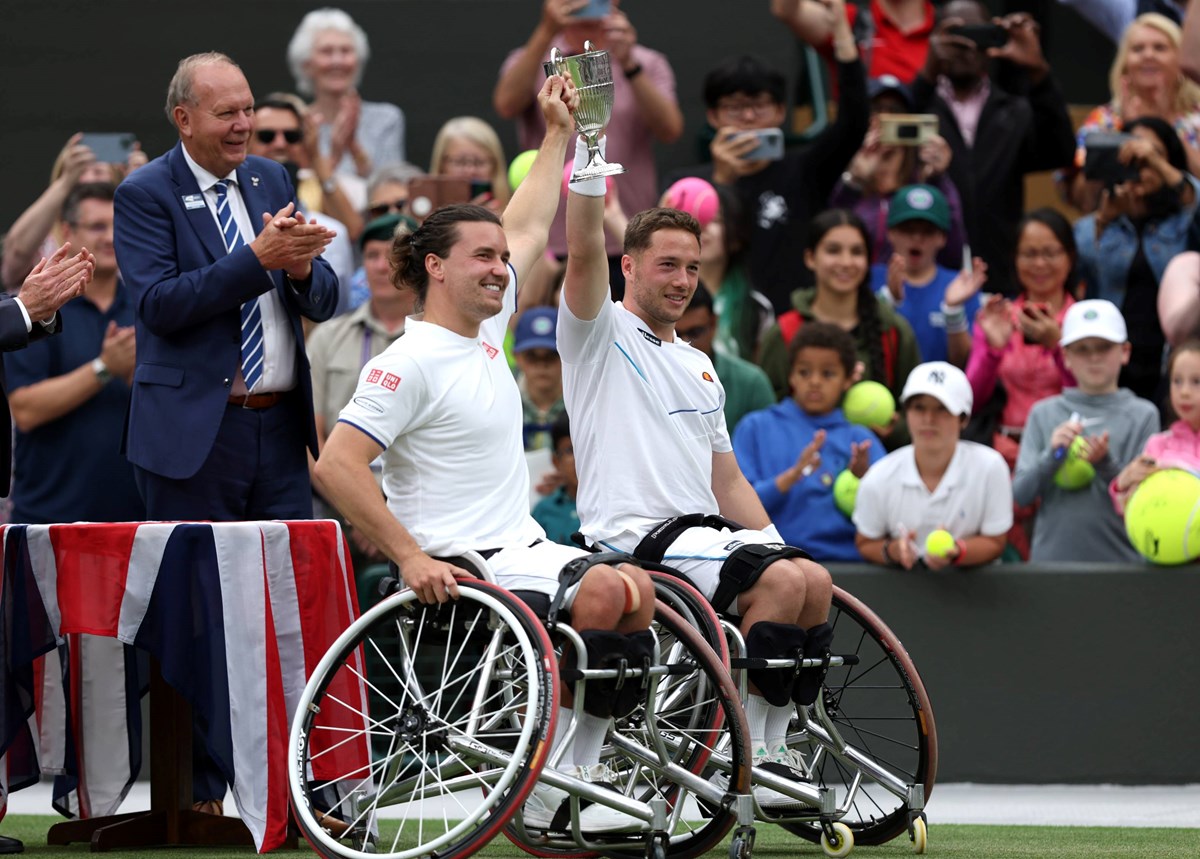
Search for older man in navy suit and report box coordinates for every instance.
[112,52,338,812]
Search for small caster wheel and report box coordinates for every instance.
[646,832,668,859]
[729,824,756,859]
[820,821,854,858]
[909,815,927,854]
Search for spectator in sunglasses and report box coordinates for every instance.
[344,163,427,310]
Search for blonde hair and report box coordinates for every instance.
[429,116,511,208]
[1110,13,1200,118]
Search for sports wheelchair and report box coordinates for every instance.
[287,551,935,859]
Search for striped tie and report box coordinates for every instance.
[214,180,264,392]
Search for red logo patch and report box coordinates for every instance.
[366,368,382,384]
[702,372,714,383]
[381,373,401,391]
[482,341,500,360]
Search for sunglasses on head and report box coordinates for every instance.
[368,199,408,218]
[254,129,302,144]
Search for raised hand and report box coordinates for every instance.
[18,242,94,321]
[848,439,872,478]
[943,257,988,307]
[976,294,1014,350]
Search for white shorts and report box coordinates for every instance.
[659,526,781,617]
[486,539,589,607]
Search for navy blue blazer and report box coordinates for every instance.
[0,296,58,495]
[113,143,338,480]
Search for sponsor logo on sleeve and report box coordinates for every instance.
[366,368,382,384]
[352,396,386,415]
[638,328,662,347]
[381,373,401,391]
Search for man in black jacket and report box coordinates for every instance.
[911,1,1075,296]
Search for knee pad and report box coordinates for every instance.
[744,621,807,707]
[571,629,656,719]
[713,542,813,615]
[793,622,834,707]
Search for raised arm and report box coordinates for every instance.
[503,74,578,282]
[1159,251,1200,346]
[563,136,611,322]
[770,0,838,46]
[493,0,580,119]
[605,11,683,143]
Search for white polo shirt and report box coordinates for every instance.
[853,441,1014,550]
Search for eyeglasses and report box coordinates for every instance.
[715,96,777,120]
[254,128,302,144]
[443,155,492,170]
[1017,247,1066,262]
[677,324,712,341]
[368,198,409,218]
[66,221,113,235]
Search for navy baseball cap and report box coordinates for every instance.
[867,75,913,110]
[514,307,558,354]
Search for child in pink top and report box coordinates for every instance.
[1112,341,1200,513]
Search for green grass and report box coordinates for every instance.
[3,815,1194,858]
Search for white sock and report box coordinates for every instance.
[568,135,608,196]
[744,694,772,758]
[765,703,795,755]
[569,711,611,769]
[550,706,575,772]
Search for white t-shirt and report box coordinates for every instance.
[558,299,732,549]
[853,441,1014,550]
[337,264,544,556]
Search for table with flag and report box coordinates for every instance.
[0,520,370,852]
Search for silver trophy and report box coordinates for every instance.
[544,41,625,181]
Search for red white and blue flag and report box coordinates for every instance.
[0,520,367,852]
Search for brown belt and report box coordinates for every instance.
[228,392,284,409]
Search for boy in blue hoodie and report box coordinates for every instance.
[733,322,881,560]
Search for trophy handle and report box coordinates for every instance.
[544,46,565,79]
[583,40,595,52]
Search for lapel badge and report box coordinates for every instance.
[251,175,261,188]
[182,193,205,210]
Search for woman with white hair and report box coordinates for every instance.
[288,7,405,180]
[428,116,511,213]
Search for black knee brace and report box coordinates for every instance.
[570,629,656,719]
[793,622,834,706]
[744,621,807,707]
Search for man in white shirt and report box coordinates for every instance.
[314,75,654,836]
[560,136,835,809]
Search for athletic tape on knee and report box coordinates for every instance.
[615,567,642,614]
[568,135,607,196]
[745,621,807,707]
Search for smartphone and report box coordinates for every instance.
[878,113,938,147]
[1021,303,1049,345]
[1083,132,1140,187]
[469,180,493,200]
[408,177,473,219]
[947,23,1009,50]
[571,0,612,19]
[738,128,784,161]
[80,132,136,164]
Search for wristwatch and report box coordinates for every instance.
[91,357,112,384]
[321,177,338,195]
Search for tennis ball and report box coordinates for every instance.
[832,470,859,517]
[1054,436,1096,490]
[843,381,896,428]
[1124,468,1200,565]
[924,529,956,558]
[508,150,539,191]
[660,177,720,228]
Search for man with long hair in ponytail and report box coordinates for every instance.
[560,132,835,810]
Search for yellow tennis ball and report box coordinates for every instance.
[1124,468,1200,565]
[842,381,895,428]
[924,529,956,558]
[1054,435,1096,490]
[508,149,539,191]
[832,470,859,517]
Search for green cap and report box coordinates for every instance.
[887,184,950,231]
[359,213,418,250]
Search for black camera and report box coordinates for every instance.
[1083,132,1141,187]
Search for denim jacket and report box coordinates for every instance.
[1074,175,1200,306]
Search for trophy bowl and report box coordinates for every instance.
[543,42,625,181]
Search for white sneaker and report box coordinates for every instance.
[751,745,811,812]
[521,764,646,834]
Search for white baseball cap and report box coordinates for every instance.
[1060,299,1127,347]
[901,361,973,417]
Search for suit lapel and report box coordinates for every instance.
[168,144,229,264]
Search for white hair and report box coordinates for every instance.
[287,7,370,96]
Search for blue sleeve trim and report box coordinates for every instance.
[336,418,387,451]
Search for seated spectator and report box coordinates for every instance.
[757,209,921,448]
[1062,12,1200,212]
[829,74,968,270]
[1158,249,1200,345]
[1013,300,1159,562]
[532,412,581,544]
[733,322,882,561]
[513,307,566,451]
[346,163,426,310]
[855,361,1012,569]
[664,6,868,313]
[912,3,1075,296]
[429,116,511,213]
[2,133,145,290]
[873,184,986,366]
[772,0,935,83]
[1111,339,1200,514]
[287,8,406,185]
[966,209,1080,470]
[249,92,356,314]
[1075,116,1197,407]
[493,0,683,288]
[677,287,775,435]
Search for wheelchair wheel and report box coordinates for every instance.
[289,579,559,859]
[647,571,728,664]
[781,586,937,846]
